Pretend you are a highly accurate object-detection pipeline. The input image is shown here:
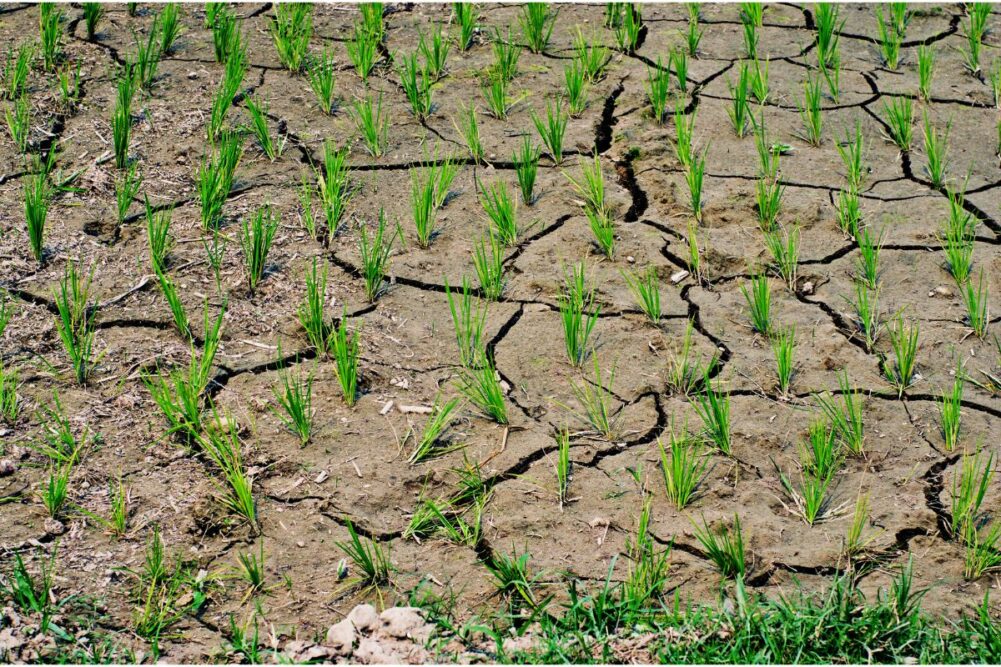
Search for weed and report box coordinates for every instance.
[881,96,913,150]
[564,60,590,117]
[885,312,919,395]
[647,59,670,123]
[917,44,935,102]
[40,458,74,518]
[272,361,313,446]
[330,309,360,406]
[453,103,483,163]
[410,396,462,464]
[23,173,49,263]
[771,326,796,394]
[799,72,824,146]
[446,277,486,368]
[358,209,398,302]
[694,371,731,455]
[658,419,709,509]
[308,48,336,115]
[398,51,433,120]
[271,3,312,72]
[622,267,661,324]
[962,270,990,339]
[532,97,568,165]
[921,112,949,187]
[1,550,58,633]
[351,93,388,158]
[513,137,540,205]
[240,205,279,295]
[453,3,477,51]
[693,514,745,579]
[473,231,506,301]
[940,370,963,451]
[623,500,671,610]
[245,96,282,162]
[520,3,556,54]
[764,224,800,289]
[53,262,97,385]
[727,62,752,138]
[741,274,771,335]
[316,141,353,237]
[814,370,865,456]
[34,391,88,463]
[560,262,599,367]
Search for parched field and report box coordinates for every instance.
[1,1,1001,663]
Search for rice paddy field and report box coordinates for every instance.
[1,1,1001,663]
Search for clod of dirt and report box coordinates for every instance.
[43,518,65,537]
[347,603,381,633]
[380,606,431,641]
[0,459,15,476]
[325,618,356,655]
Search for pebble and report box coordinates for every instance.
[0,459,15,476]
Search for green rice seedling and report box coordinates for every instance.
[358,209,397,302]
[755,171,783,231]
[614,4,642,54]
[410,396,462,464]
[837,121,866,191]
[814,370,865,456]
[727,62,752,138]
[741,273,771,335]
[330,308,360,406]
[520,4,556,54]
[485,549,542,611]
[741,17,759,59]
[694,370,731,455]
[850,282,881,351]
[40,458,75,518]
[453,3,477,51]
[658,419,709,509]
[836,188,862,237]
[961,4,990,74]
[881,96,913,150]
[480,179,519,246]
[989,60,1001,110]
[5,94,30,153]
[799,72,824,146]
[240,205,279,295]
[154,265,190,340]
[299,176,318,240]
[57,61,82,111]
[0,361,19,425]
[112,74,133,169]
[158,3,181,54]
[771,326,796,394]
[854,224,884,289]
[623,500,671,611]
[346,24,378,82]
[132,19,162,90]
[560,262,599,367]
[962,270,990,339]
[272,362,314,446]
[586,207,615,260]
[299,258,330,353]
[963,520,1001,580]
[2,550,61,635]
[532,97,568,165]
[843,492,877,558]
[2,43,33,100]
[564,146,607,213]
[819,47,842,102]
[686,147,708,222]
[693,514,745,579]
[799,418,840,480]
[446,277,486,368]
[673,102,696,168]
[778,466,836,526]
[398,51,433,120]
[53,262,97,385]
[210,7,239,63]
[82,2,103,40]
[453,103,483,163]
[686,221,702,282]
[39,3,63,71]
[481,74,511,120]
[34,391,88,463]
[647,58,670,124]
[116,161,143,223]
[740,2,764,26]
[888,2,910,36]
[308,48,336,115]
[203,228,227,294]
[885,313,919,395]
[574,28,610,82]
[950,448,993,538]
[143,361,203,442]
[350,94,388,159]
[814,3,842,69]
[563,60,589,117]
[622,267,661,323]
[764,224,800,289]
[917,44,935,102]
[0,299,9,338]
[359,3,385,44]
[491,28,520,81]
[271,2,312,73]
[942,191,975,284]
[411,168,438,248]
[513,137,540,206]
[235,542,267,596]
[940,370,963,451]
[875,5,902,70]
[685,3,702,56]
[553,428,573,507]
[205,2,223,28]
[921,112,949,188]
[668,49,689,95]
[473,230,506,301]
[198,414,257,528]
[569,357,618,441]
[457,354,507,424]
[245,95,280,161]
[107,474,129,538]
[666,319,713,396]
[208,46,247,141]
[316,141,352,237]
[23,173,49,263]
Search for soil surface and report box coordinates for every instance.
[0,2,1000,662]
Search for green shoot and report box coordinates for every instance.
[885,312,919,395]
[473,231,506,301]
[962,270,990,339]
[239,205,279,296]
[308,48,336,115]
[799,72,823,146]
[854,224,884,289]
[316,141,353,237]
[453,3,477,51]
[520,3,556,53]
[410,396,462,464]
[271,2,313,72]
[693,514,745,579]
[622,267,661,324]
[532,97,568,166]
[741,273,771,335]
[457,354,507,424]
[881,96,913,151]
[771,326,795,394]
[564,60,589,117]
[694,370,731,455]
[446,277,486,368]
[245,95,281,161]
[922,112,949,188]
[53,262,96,385]
[647,58,670,124]
[453,103,484,163]
[569,356,618,440]
[513,137,540,205]
[939,369,963,451]
[115,162,142,224]
[272,361,314,446]
[814,370,865,456]
[917,44,935,102]
[658,419,708,509]
[23,172,50,263]
[764,224,800,289]
[560,262,599,367]
[358,209,397,302]
[398,51,433,120]
[330,308,360,406]
[351,93,389,158]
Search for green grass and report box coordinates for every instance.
[446,276,486,368]
[921,112,949,188]
[854,224,883,289]
[358,208,398,302]
[5,94,29,153]
[453,103,483,163]
[272,360,314,446]
[939,369,963,451]
[271,2,313,72]
[330,308,360,406]
[532,97,568,166]
[741,273,771,334]
[245,95,281,161]
[563,60,589,117]
[771,326,795,394]
[799,72,823,146]
[727,61,752,137]
[485,549,542,612]
[410,395,462,464]
[881,96,913,150]
[658,419,708,509]
[23,172,50,263]
[764,224,800,289]
[917,44,935,101]
[622,266,661,324]
[53,262,97,385]
[398,51,433,120]
[239,205,279,295]
[560,262,599,368]
[694,370,731,455]
[197,130,243,229]
[692,513,745,579]
[513,137,540,205]
[646,58,670,123]
[623,501,670,612]
[115,162,141,224]
[962,269,990,339]
[351,94,388,158]
[307,48,336,115]
[453,3,477,51]
[0,550,59,634]
[473,230,506,301]
[520,3,556,53]
[814,370,865,456]
[316,141,353,237]
[457,354,508,424]
[885,312,919,395]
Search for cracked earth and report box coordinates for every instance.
[1,2,1000,661]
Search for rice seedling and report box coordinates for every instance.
[316,141,353,237]
[962,270,990,339]
[359,3,385,44]
[5,94,29,153]
[532,97,568,166]
[33,391,88,464]
[112,73,133,169]
[53,262,97,385]
[569,357,618,441]
[623,500,671,611]
[673,102,696,168]
[519,3,556,54]
[741,18,759,60]
[764,224,800,289]
[244,96,281,161]
[940,370,963,451]
[560,262,599,368]
[23,173,49,264]
[798,418,840,480]
[271,2,312,73]
[346,24,378,82]
[881,96,913,150]
[942,191,975,283]
[207,50,246,142]
[411,168,439,249]
[740,2,764,27]
[814,3,843,69]
[622,267,661,324]
[457,354,508,424]
[917,44,935,102]
[452,103,483,164]
[962,521,1001,580]
[39,3,63,72]
[240,205,279,295]
[874,5,902,70]
[143,361,205,443]
[814,370,865,456]
[566,150,610,217]
[0,299,8,337]
[727,62,752,138]
[854,224,884,289]
[685,3,703,56]
[694,371,731,455]
[799,72,824,146]
[771,326,796,394]
[481,74,511,120]
[417,24,450,82]
[298,258,330,353]
[203,228,227,294]
[613,4,642,54]
[837,121,866,191]
[491,28,521,81]
[330,308,361,406]
[453,3,478,51]
[485,549,543,612]
[658,419,709,509]
[410,396,462,464]
[755,169,784,231]
[358,209,398,302]
[686,147,708,222]
[473,230,506,301]
[836,188,862,237]
[921,112,950,188]
[107,474,129,538]
[740,273,771,335]
[989,60,1001,110]
[513,137,540,206]
[843,492,877,559]
[446,277,486,368]
[667,319,713,396]
[585,207,616,260]
[0,361,19,425]
[40,458,75,518]
[692,514,745,579]
[950,448,993,539]
[272,361,314,446]
[308,48,337,115]
[1,550,60,635]
[479,179,519,246]
[849,282,881,351]
[350,93,388,158]
[132,18,162,90]
[155,266,191,341]
[961,3,990,74]
[198,414,257,528]
[686,221,703,282]
[235,542,267,597]
[2,43,33,100]
[158,3,181,55]
[210,7,239,64]
[197,130,242,228]
[885,312,919,395]
[57,61,81,111]
[574,28,610,82]
[778,466,837,526]
[564,60,589,117]
[647,58,670,124]
[398,51,433,120]
[82,2,103,40]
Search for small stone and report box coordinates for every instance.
[325,618,356,655]
[670,269,690,284]
[347,604,380,633]
[43,518,65,536]
[801,281,815,295]
[380,606,426,639]
[0,459,15,476]
[314,470,329,484]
